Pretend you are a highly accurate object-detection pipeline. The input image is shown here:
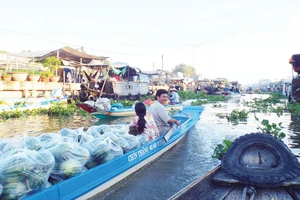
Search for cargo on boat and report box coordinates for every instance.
[22,106,204,200]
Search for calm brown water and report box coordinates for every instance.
[0,94,300,199]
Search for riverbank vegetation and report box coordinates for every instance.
[0,101,90,121]
[111,91,229,107]
[212,118,286,160]
[212,92,290,160]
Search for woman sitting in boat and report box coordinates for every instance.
[129,102,159,141]
[149,89,180,134]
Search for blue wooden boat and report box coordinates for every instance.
[76,102,184,119]
[0,97,67,113]
[24,106,204,200]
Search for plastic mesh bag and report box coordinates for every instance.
[85,125,111,138]
[23,136,42,151]
[101,138,123,163]
[0,149,54,199]
[82,138,110,169]
[48,142,90,181]
[122,134,141,152]
[1,136,24,153]
[95,98,111,111]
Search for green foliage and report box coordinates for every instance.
[212,140,232,160]
[42,56,61,73]
[173,64,196,77]
[27,70,41,75]
[255,116,286,140]
[191,99,208,106]
[0,100,90,121]
[40,71,53,78]
[226,109,248,121]
[11,69,28,73]
[0,72,11,76]
[242,93,287,116]
[212,114,286,161]
[215,109,248,125]
[0,100,9,105]
[111,95,154,107]
[177,90,229,102]
[287,103,300,116]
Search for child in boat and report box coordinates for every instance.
[129,102,159,141]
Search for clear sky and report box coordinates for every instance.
[0,0,299,84]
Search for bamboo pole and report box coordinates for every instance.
[99,65,111,98]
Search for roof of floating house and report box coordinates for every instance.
[36,46,109,64]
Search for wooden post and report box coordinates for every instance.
[99,65,111,98]
[63,69,65,93]
[79,66,82,83]
[56,50,60,75]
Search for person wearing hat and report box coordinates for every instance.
[169,87,180,105]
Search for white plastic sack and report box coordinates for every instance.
[95,98,111,111]
[0,149,55,199]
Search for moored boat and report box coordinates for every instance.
[76,102,184,118]
[0,97,67,113]
[24,105,204,200]
[170,133,300,200]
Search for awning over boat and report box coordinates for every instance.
[110,66,121,75]
[110,65,140,76]
[36,46,109,65]
[110,62,129,68]
[140,71,160,75]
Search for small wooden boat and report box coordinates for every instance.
[24,105,204,200]
[76,102,184,119]
[0,97,67,113]
[170,133,300,200]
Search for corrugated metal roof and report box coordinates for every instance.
[36,46,109,64]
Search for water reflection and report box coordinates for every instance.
[288,115,300,149]
[1,94,300,199]
[0,115,134,139]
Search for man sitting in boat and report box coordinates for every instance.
[169,87,180,105]
[149,89,180,135]
[129,102,159,141]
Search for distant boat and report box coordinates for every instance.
[0,97,67,113]
[76,102,184,118]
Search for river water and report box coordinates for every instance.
[0,94,299,199]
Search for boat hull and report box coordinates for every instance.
[0,97,67,113]
[24,106,204,200]
[76,103,184,118]
[170,133,300,200]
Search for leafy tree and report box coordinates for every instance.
[42,56,61,75]
[0,50,7,54]
[173,64,196,77]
